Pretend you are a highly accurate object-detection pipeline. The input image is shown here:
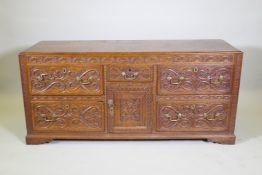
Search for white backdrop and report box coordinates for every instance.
[1,1,262,175]
[1,0,262,93]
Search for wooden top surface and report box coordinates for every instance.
[22,40,240,54]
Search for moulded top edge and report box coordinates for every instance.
[20,40,242,54]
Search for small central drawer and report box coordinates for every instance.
[107,65,153,82]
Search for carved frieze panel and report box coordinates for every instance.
[26,54,234,64]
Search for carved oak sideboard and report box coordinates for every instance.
[19,40,243,144]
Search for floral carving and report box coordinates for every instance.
[120,99,141,121]
[32,102,104,131]
[29,66,102,95]
[159,65,232,94]
[158,103,228,131]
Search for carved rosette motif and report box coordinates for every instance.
[108,66,152,81]
[29,66,102,95]
[159,65,232,94]
[107,84,152,132]
[158,103,228,130]
[120,98,141,121]
[33,102,104,131]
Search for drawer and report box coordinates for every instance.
[31,100,105,132]
[107,65,153,82]
[28,65,103,95]
[156,97,230,132]
[158,65,233,95]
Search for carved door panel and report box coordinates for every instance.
[107,84,152,133]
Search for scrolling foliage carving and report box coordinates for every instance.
[29,66,102,95]
[159,65,232,94]
[32,102,104,131]
[158,103,228,131]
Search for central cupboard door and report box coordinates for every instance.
[107,84,153,133]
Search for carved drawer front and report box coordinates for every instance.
[107,84,152,133]
[158,65,233,95]
[28,65,103,95]
[31,101,104,131]
[157,98,230,132]
[107,65,153,82]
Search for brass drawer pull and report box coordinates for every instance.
[76,75,94,85]
[107,99,114,116]
[204,112,224,121]
[75,69,97,85]
[219,75,224,81]
[36,68,68,81]
[167,76,184,85]
[121,68,139,80]
[165,113,182,122]
[193,67,198,72]
[40,114,57,122]
[36,73,47,81]
[208,75,225,85]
